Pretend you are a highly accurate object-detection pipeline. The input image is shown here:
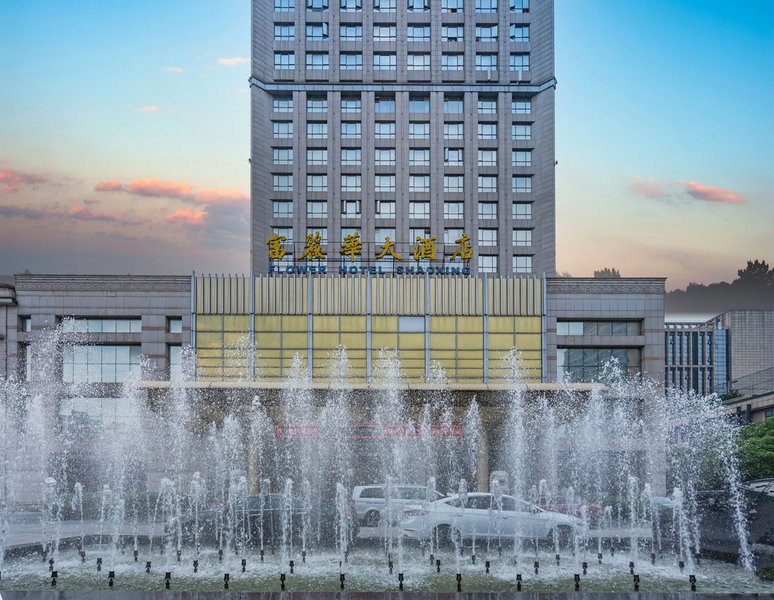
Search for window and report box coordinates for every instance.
[410,227,430,241]
[307,227,328,245]
[273,174,293,191]
[273,200,293,218]
[374,0,396,10]
[478,228,497,246]
[513,255,532,274]
[63,345,141,384]
[373,53,397,70]
[475,53,497,71]
[273,226,294,243]
[306,22,329,40]
[375,227,396,243]
[340,0,362,10]
[409,122,430,139]
[510,24,529,42]
[512,97,531,114]
[407,0,429,12]
[61,318,142,333]
[444,201,464,219]
[375,95,396,112]
[307,0,328,10]
[168,345,182,380]
[441,0,463,12]
[513,229,532,246]
[444,175,464,193]
[478,201,497,219]
[444,122,464,139]
[407,53,430,70]
[19,315,32,332]
[341,174,362,192]
[478,149,497,167]
[510,0,529,12]
[476,0,497,11]
[341,201,361,217]
[275,23,295,40]
[478,96,497,114]
[444,228,463,244]
[307,95,328,111]
[339,23,362,40]
[444,147,463,165]
[374,24,396,40]
[478,255,497,273]
[275,0,294,10]
[307,148,328,165]
[409,95,430,113]
[307,201,328,218]
[306,52,329,69]
[307,174,328,192]
[341,121,362,138]
[444,95,463,113]
[341,148,361,165]
[376,200,396,217]
[341,95,361,112]
[274,52,295,69]
[478,175,497,193]
[557,321,641,336]
[273,121,293,138]
[442,24,464,41]
[375,122,395,138]
[475,24,498,42]
[442,53,464,70]
[510,53,529,72]
[340,52,363,69]
[513,202,531,220]
[478,123,497,139]
[273,96,293,111]
[409,201,430,218]
[273,147,293,165]
[307,121,328,138]
[512,149,531,166]
[409,175,430,193]
[408,25,431,41]
[375,148,396,165]
[375,175,396,192]
[512,175,532,193]
[409,148,430,166]
[512,123,531,140]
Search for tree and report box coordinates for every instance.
[738,418,774,480]
[593,267,621,279]
[736,260,774,292]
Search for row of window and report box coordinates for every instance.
[275,22,529,42]
[272,199,533,220]
[275,0,529,13]
[275,51,529,71]
[274,147,532,167]
[272,173,532,193]
[273,94,532,114]
[273,121,532,140]
[557,320,641,336]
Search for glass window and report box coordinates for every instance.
[340,52,363,69]
[478,96,497,114]
[441,0,463,12]
[374,53,397,70]
[341,0,362,10]
[341,227,361,243]
[512,97,531,114]
[409,148,430,166]
[478,123,497,139]
[375,174,396,192]
[444,95,463,113]
[273,200,293,218]
[374,0,397,10]
[512,175,532,193]
[375,95,396,112]
[307,148,328,165]
[273,174,293,191]
[475,53,497,70]
[444,147,463,165]
[168,345,182,380]
[274,23,295,40]
[512,123,531,140]
[63,345,142,384]
[513,202,531,220]
[409,201,430,218]
[478,228,497,246]
[444,228,463,244]
[444,201,464,219]
[374,24,396,40]
[409,95,430,113]
[306,22,330,40]
[273,121,293,138]
[307,201,328,218]
[513,255,532,274]
[376,200,396,217]
[275,0,295,9]
[407,25,431,41]
[274,52,295,69]
[510,0,529,12]
[476,0,497,11]
[556,321,584,336]
[510,53,530,72]
[407,0,430,12]
[444,122,464,140]
[375,122,396,138]
[442,24,464,40]
[475,24,498,42]
[341,95,361,112]
[341,200,361,217]
[510,24,529,42]
[478,175,497,193]
[339,23,362,40]
[19,316,32,332]
[307,121,328,138]
[306,95,328,112]
[375,148,396,165]
[341,121,362,138]
[375,227,397,242]
[341,148,361,165]
[478,149,497,166]
[442,53,464,70]
[306,0,328,10]
[478,255,497,273]
[307,174,328,192]
[512,149,531,166]
[341,174,362,192]
[407,53,430,70]
[444,175,464,193]
[273,147,293,165]
[306,52,329,69]
[478,201,497,219]
[273,226,294,243]
[273,96,293,111]
[410,227,431,241]
[409,175,430,192]
[513,228,531,246]
[409,122,430,139]
[61,318,142,334]
[307,227,328,245]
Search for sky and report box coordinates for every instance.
[0,0,772,289]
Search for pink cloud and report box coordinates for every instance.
[137,106,161,113]
[631,177,666,199]
[0,168,49,193]
[681,181,746,205]
[94,177,248,207]
[217,57,249,66]
[166,207,207,225]
[70,205,149,225]
[193,188,248,207]
[94,179,123,192]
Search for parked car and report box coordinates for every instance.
[400,492,580,546]
[353,484,446,526]
[536,495,604,522]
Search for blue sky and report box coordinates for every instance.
[1,0,772,287]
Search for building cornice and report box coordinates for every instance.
[13,274,191,293]
[546,277,666,296]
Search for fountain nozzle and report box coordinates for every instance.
[145,561,151,574]
[485,560,490,574]
[516,573,522,591]
[574,573,580,591]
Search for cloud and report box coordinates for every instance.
[217,57,249,66]
[0,168,49,193]
[69,205,124,223]
[165,207,207,225]
[137,106,161,113]
[164,66,184,73]
[94,179,123,192]
[681,181,746,205]
[94,178,247,207]
[0,204,48,219]
[193,188,248,208]
[631,177,666,199]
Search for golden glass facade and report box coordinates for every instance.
[193,274,543,382]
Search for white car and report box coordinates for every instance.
[400,492,581,545]
[353,484,446,526]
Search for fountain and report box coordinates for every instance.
[0,327,771,593]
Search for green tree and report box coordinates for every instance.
[738,418,774,480]
[593,267,621,279]
[736,259,774,292]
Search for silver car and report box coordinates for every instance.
[353,484,445,526]
[400,492,580,545]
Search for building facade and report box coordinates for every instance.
[250,0,556,277]
[664,321,728,397]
